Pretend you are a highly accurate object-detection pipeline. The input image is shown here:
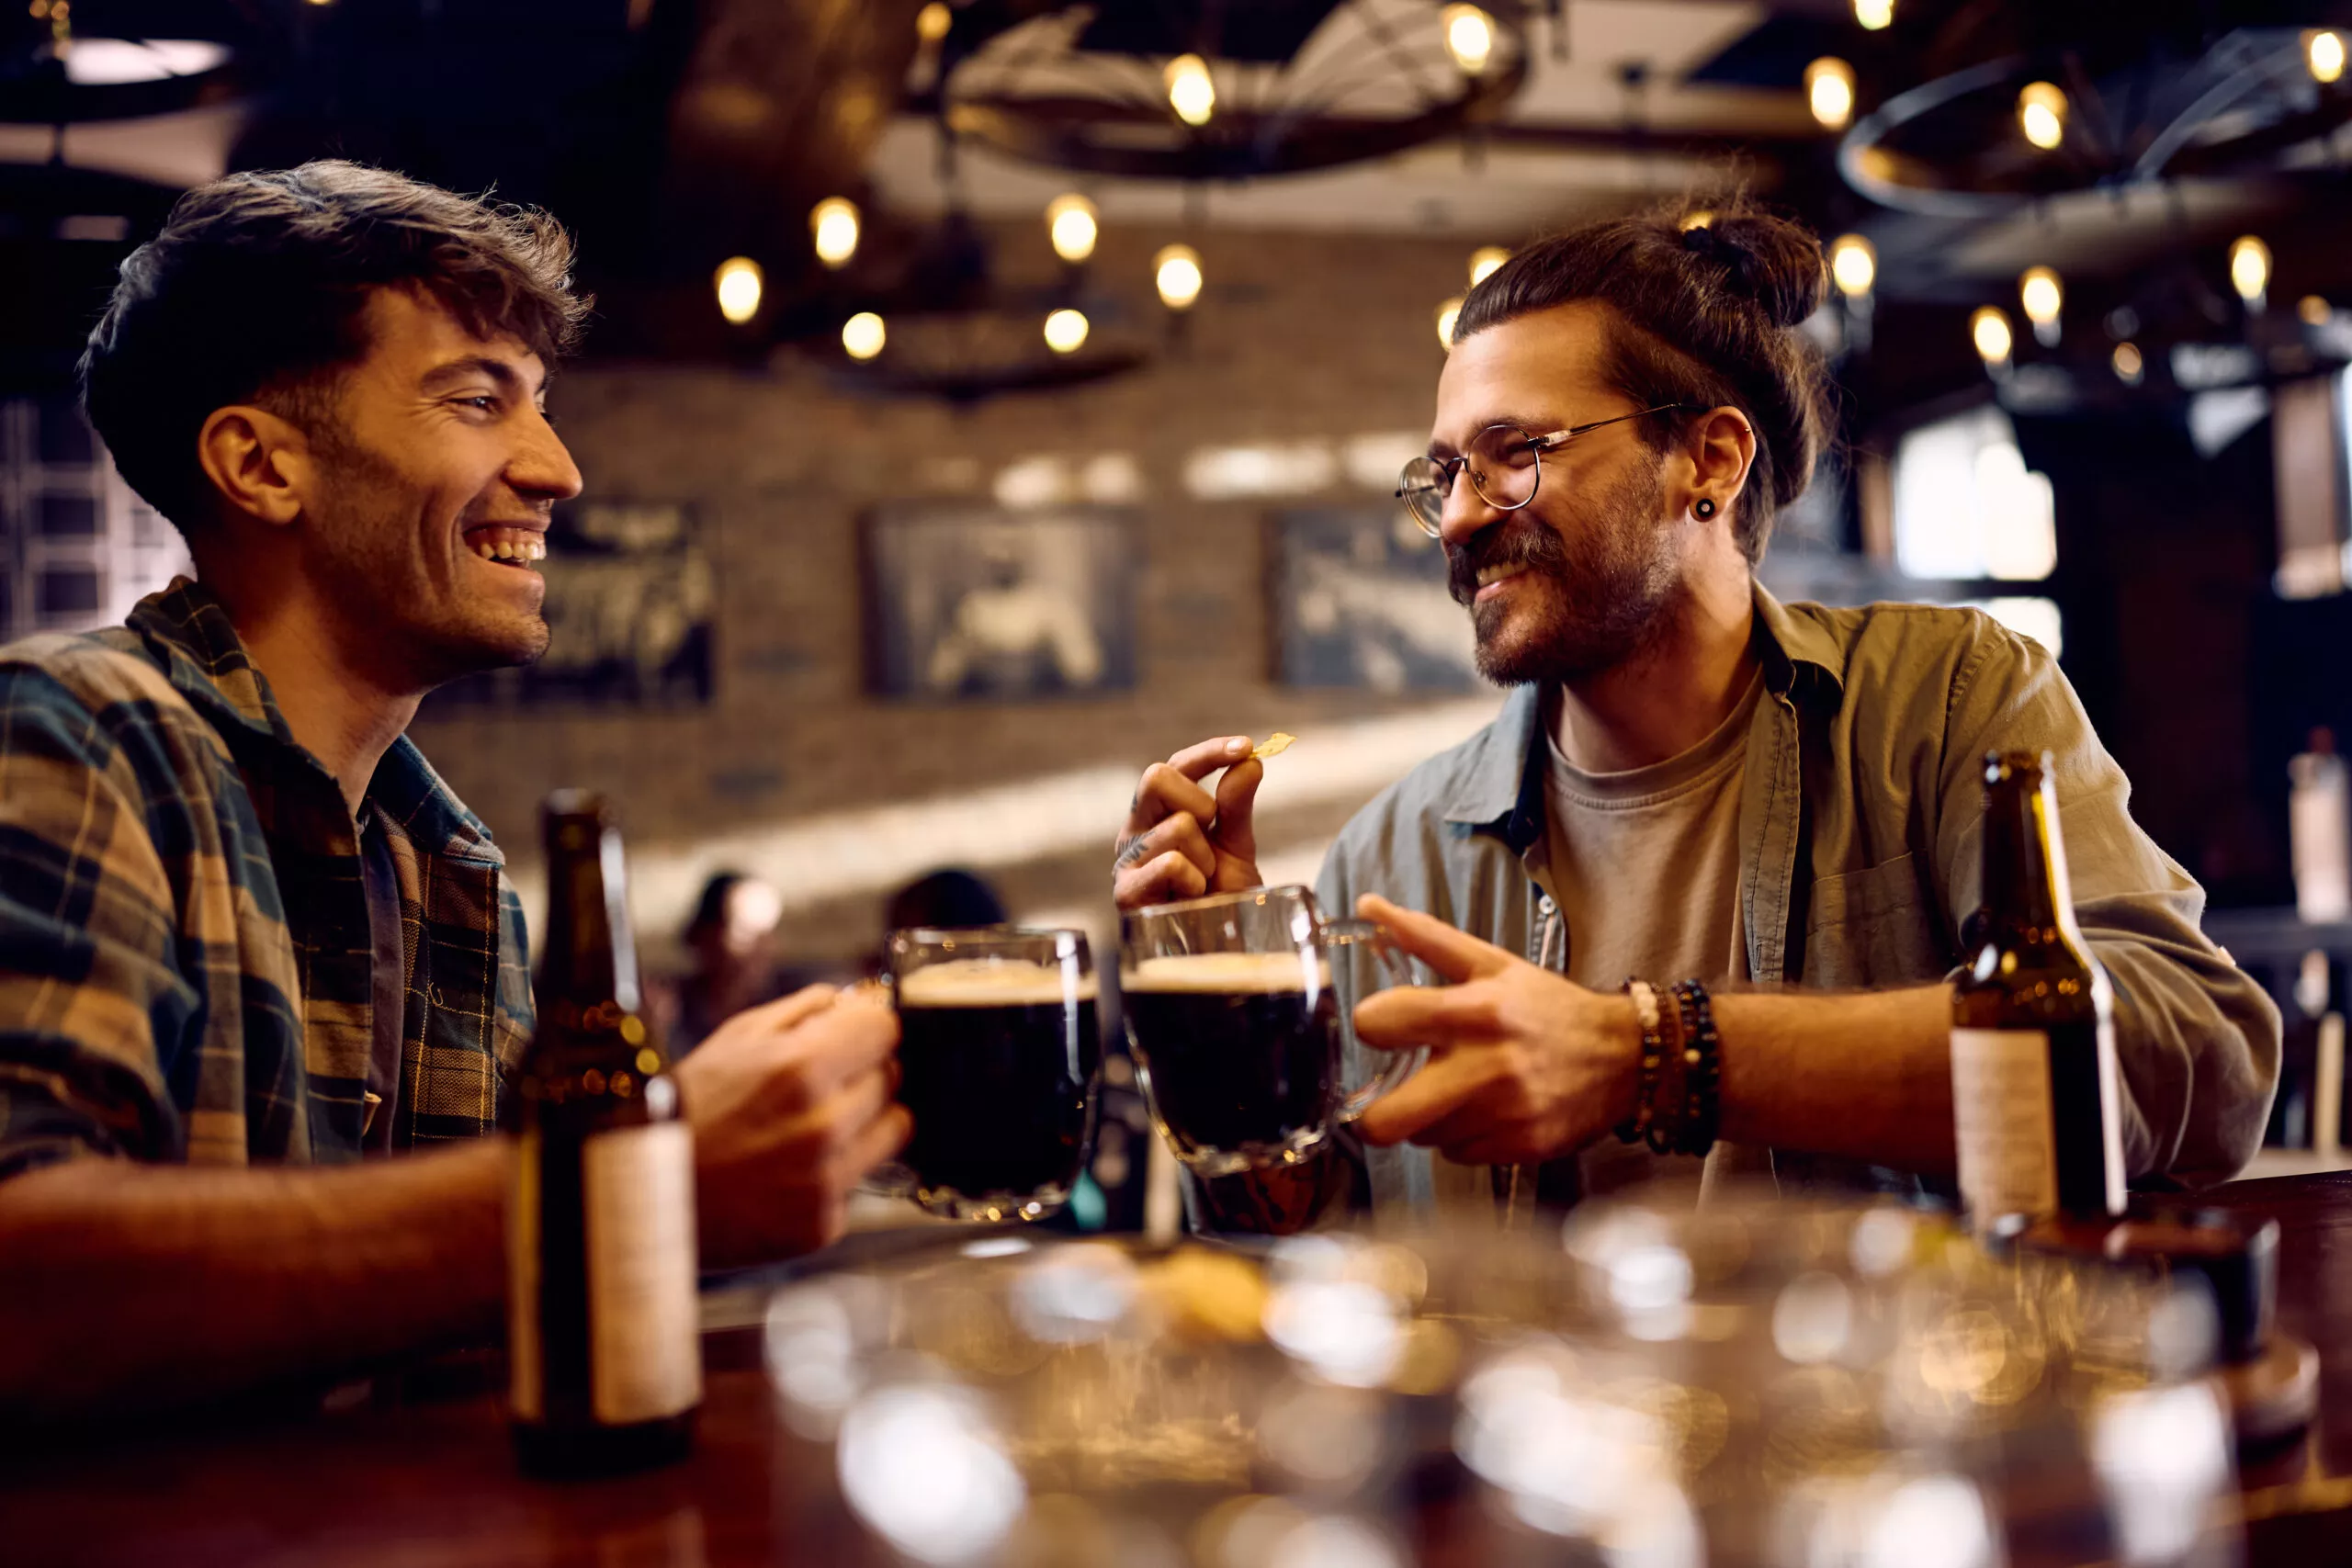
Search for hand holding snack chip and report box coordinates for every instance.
[1113,732,1283,910]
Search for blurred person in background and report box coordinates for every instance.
[1114,198,2278,1218]
[0,163,904,1416]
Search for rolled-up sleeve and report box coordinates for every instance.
[0,667,191,1179]
[1933,621,2280,1187]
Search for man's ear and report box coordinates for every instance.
[1684,405,1758,522]
[195,405,313,530]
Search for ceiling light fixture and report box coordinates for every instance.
[2111,342,2144,385]
[1044,308,1090,354]
[1971,305,2014,366]
[1805,57,1856,130]
[1165,53,1216,126]
[842,311,887,360]
[1436,295,1464,348]
[1829,234,1876,299]
[1155,244,1204,310]
[713,257,763,324]
[2018,82,2066,150]
[810,197,861,269]
[1046,192,1098,265]
[1442,6,1495,74]
[2018,265,2063,345]
[2308,29,2346,85]
[1854,0,1894,29]
[2229,235,2270,309]
[1468,245,1510,287]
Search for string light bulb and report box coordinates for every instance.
[2018,82,2066,150]
[1046,193,1098,265]
[2301,295,2333,327]
[1829,234,1876,299]
[1679,210,1714,232]
[1154,244,1203,310]
[810,197,861,269]
[1854,0,1894,28]
[1044,308,1090,355]
[2309,29,2346,85]
[1436,296,1464,349]
[2018,265,2063,345]
[1805,57,1856,130]
[1165,54,1216,126]
[2111,343,2144,386]
[2229,235,2271,309]
[842,311,886,360]
[713,256,763,324]
[1442,6,1494,74]
[1468,246,1510,287]
[1971,305,2014,367]
[916,2,951,43]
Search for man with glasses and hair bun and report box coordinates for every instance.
[1114,198,2278,1217]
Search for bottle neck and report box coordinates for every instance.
[540,822,641,1014]
[1982,772,2074,937]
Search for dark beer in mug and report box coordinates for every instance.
[508,792,700,1476]
[1951,750,2127,1228]
[1122,952,1340,1168]
[894,959,1100,1220]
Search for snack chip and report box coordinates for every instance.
[1251,732,1297,761]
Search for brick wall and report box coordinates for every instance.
[405,222,1510,966]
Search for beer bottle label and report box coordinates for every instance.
[506,1131,543,1421]
[1950,1027,2058,1227]
[582,1120,703,1424]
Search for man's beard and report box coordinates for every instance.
[1445,458,1679,687]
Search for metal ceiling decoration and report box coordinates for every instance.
[922,0,1535,181]
[1840,25,2352,219]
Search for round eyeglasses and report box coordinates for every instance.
[1393,403,1694,536]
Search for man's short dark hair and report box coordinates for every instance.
[1453,197,1836,565]
[81,160,591,536]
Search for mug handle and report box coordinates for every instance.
[1319,917,1426,1123]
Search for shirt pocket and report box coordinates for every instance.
[1804,852,1951,988]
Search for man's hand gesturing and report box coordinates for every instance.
[672,986,908,1268]
[1114,736,1265,910]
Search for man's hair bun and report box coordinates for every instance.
[1681,212,1826,332]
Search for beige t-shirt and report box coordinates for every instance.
[1543,671,1762,1201]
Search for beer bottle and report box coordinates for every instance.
[508,791,700,1475]
[1950,750,2126,1228]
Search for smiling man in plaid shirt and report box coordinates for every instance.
[0,163,909,1414]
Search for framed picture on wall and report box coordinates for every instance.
[1272,507,1479,693]
[864,505,1137,701]
[427,500,715,708]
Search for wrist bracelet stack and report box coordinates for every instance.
[1614,977,1723,1159]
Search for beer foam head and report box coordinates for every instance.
[897,957,1096,1008]
[1121,952,1328,994]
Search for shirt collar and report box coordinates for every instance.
[1440,578,1845,846]
[125,577,505,866]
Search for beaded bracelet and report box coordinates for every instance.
[1615,980,1666,1145]
[1669,979,1724,1158]
[1649,983,1695,1156]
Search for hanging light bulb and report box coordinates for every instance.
[2229,235,2271,309]
[1829,234,1876,299]
[1679,210,1714,232]
[1442,6,1494,74]
[713,256,763,324]
[1044,308,1090,354]
[2111,342,2144,386]
[1436,296,1464,349]
[1854,0,1894,29]
[2018,265,2063,346]
[1970,305,2014,367]
[1805,58,1856,130]
[916,2,951,43]
[1155,243,1204,310]
[2018,82,2066,150]
[2301,295,2334,326]
[841,311,886,360]
[810,197,861,269]
[2309,29,2346,85]
[1046,193,1098,265]
[1468,246,1510,287]
[1165,54,1216,126]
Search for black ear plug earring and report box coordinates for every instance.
[1693,498,1718,520]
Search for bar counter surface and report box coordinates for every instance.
[7,1175,2352,1567]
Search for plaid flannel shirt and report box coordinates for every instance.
[0,578,534,1177]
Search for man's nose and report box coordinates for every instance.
[1438,467,1504,550]
[512,405,584,503]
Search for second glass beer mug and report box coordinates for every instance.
[1120,886,1420,1177]
[879,926,1102,1223]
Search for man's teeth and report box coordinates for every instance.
[1476,562,1528,588]
[469,537,546,562]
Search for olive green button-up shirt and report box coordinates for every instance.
[1317,584,2281,1214]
